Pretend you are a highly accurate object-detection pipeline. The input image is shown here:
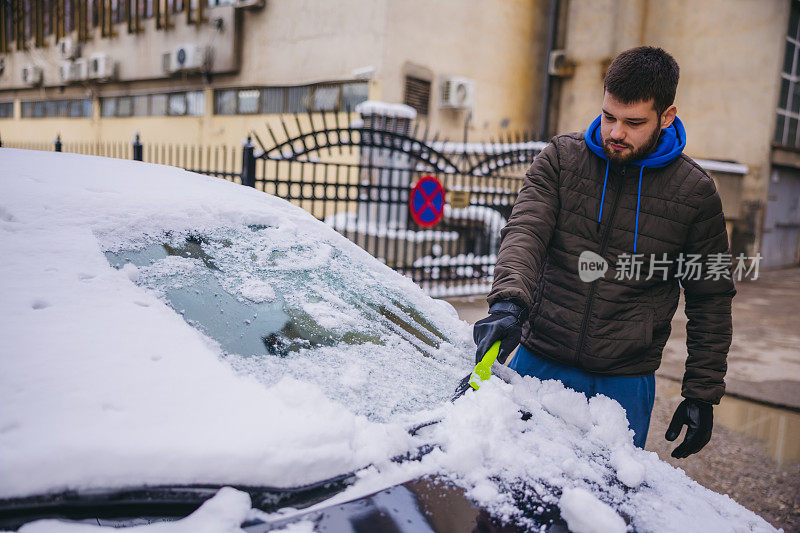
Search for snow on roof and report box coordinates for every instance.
[694,158,749,175]
[432,140,549,154]
[355,100,417,120]
[0,149,776,532]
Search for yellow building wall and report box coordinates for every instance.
[0,88,371,154]
[0,0,548,148]
[381,0,547,137]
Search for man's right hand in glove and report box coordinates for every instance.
[472,300,527,365]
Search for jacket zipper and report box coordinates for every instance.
[575,165,626,365]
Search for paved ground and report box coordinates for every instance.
[661,268,800,410]
[442,270,800,531]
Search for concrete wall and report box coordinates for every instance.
[0,0,549,145]
[380,0,547,136]
[0,6,238,91]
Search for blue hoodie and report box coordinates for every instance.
[583,115,687,253]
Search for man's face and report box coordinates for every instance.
[600,92,674,165]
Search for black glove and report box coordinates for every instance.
[472,300,527,365]
[665,398,714,459]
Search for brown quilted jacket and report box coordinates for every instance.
[488,132,736,404]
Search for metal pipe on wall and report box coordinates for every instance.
[539,0,559,140]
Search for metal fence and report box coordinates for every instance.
[1,111,544,296]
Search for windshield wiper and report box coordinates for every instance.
[0,475,354,531]
[0,442,442,531]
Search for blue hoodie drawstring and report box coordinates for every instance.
[596,160,610,232]
[584,115,686,254]
[634,165,645,253]
[596,162,645,252]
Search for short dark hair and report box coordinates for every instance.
[604,46,680,116]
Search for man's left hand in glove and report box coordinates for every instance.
[665,398,714,458]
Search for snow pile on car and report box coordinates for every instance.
[0,149,440,498]
[0,149,776,532]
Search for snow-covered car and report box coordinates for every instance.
[0,149,777,532]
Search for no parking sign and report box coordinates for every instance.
[409,176,446,228]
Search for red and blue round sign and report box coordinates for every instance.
[409,176,446,228]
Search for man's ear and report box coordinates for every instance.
[660,105,677,129]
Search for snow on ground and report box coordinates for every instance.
[0,149,778,532]
[324,211,460,242]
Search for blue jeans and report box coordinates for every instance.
[509,344,655,448]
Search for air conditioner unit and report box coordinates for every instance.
[57,36,79,60]
[88,53,115,80]
[21,65,42,86]
[57,61,73,84]
[72,58,89,81]
[171,44,209,72]
[440,77,475,109]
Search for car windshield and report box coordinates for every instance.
[104,224,470,422]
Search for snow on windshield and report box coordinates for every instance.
[0,150,776,532]
[103,225,472,422]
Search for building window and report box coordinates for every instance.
[117,96,133,117]
[261,87,283,114]
[342,82,370,112]
[776,0,800,148]
[132,95,149,116]
[0,102,13,119]
[99,91,205,117]
[404,76,431,116]
[213,82,368,116]
[214,89,236,115]
[186,91,204,116]
[237,89,260,114]
[167,92,187,115]
[311,84,340,112]
[284,86,311,113]
[101,97,117,117]
[20,98,92,118]
[151,93,168,116]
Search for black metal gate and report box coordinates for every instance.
[1,109,544,296]
[245,109,544,296]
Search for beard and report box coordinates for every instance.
[602,123,662,165]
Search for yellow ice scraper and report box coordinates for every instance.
[469,340,502,390]
[451,340,502,400]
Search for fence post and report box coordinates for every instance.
[54,134,62,152]
[241,136,256,187]
[132,132,143,161]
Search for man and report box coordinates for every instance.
[473,47,735,456]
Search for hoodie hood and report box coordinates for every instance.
[583,115,687,253]
[584,114,686,168]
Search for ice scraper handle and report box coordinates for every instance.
[468,340,502,391]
